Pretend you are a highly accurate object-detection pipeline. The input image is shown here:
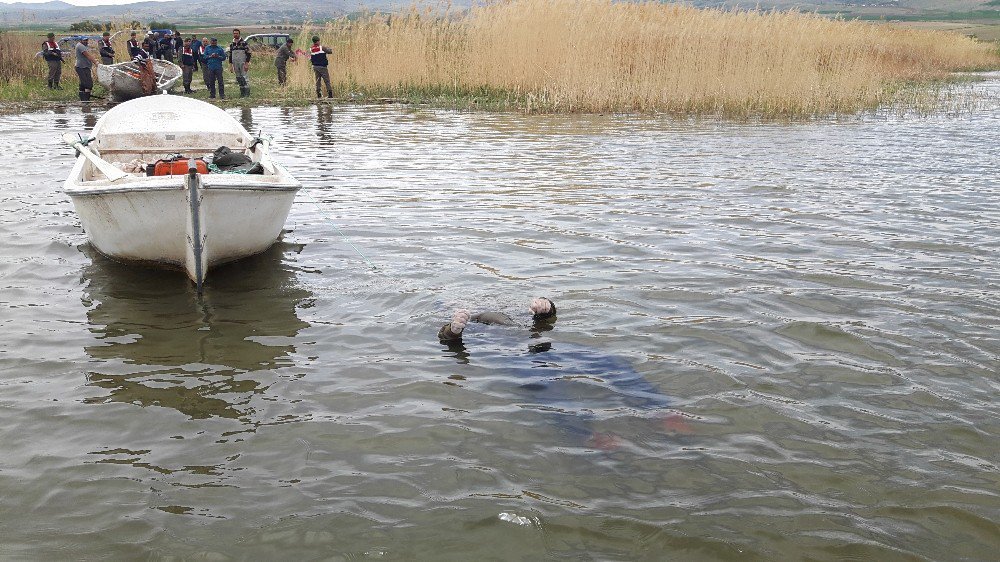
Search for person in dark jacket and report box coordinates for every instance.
[142,34,156,59]
[98,31,115,65]
[126,31,141,58]
[309,35,333,98]
[180,37,196,93]
[41,32,64,89]
[274,38,296,86]
[201,37,226,99]
[189,35,202,72]
[228,28,251,98]
[173,31,183,54]
[158,32,174,63]
[437,298,691,450]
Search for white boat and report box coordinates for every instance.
[97,59,182,101]
[63,95,301,290]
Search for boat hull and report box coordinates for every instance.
[97,60,182,101]
[68,183,297,282]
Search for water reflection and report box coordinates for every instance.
[316,103,334,143]
[80,243,311,420]
[238,105,254,131]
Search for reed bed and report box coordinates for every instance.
[2,1,998,116]
[283,0,1000,116]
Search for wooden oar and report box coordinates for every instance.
[63,133,128,182]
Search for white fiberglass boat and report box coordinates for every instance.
[63,95,300,290]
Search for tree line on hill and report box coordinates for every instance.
[68,20,178,32]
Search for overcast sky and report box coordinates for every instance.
[0,0,172,6]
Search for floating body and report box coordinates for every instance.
[63,95,300,289]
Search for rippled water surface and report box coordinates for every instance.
[1,78,998,560]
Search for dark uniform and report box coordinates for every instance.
[142,36,156,58]
[127,35,141,58]
[180,43,196,93]
[99,35,115,65]
[158,34,174,63]
[310,42,333,98]
[42,36,63,89]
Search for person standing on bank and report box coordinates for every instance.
[159,31,175,63]
[274,38,295,86]
[201,37,226,99]
[173,31,183,56]
[142,33,156,59]
[42,32,64,90]
[190,35,202,72]
[309,36,333,99]
[126,31,141,58]
[199,36,211,88]
[98,31,115,65]
[74,36,99,101]
[228,28,251,98]
[180,37,196,93]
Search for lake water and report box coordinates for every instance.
[1,77,998,560]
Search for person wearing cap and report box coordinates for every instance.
[180,37,196,93]
[274,38,296,86]
[201,37,226,99]
[41,32,64,90]
[74,36,99,101]
[228,28,251,98]
[309,35,333,99]
[126,31,141,59]
[98,31,115,65]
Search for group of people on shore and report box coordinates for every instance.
[41,28,337,101]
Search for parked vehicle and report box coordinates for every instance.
[245,33,291,51]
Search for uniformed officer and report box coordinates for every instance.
[42,32,64,89]
[309,36,333,99]
[98,31,115,65]
[126,31,141,58]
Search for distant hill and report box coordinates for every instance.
[0,0,996,27]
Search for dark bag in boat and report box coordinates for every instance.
[211,146,262,174]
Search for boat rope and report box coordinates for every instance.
[298,188,378,272]
[205,162,252,174]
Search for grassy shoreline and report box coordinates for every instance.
[3,1,999,118]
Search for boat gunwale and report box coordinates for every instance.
[66,183,302,196]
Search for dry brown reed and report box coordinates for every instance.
[284,0,1000,116]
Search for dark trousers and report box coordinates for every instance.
[182,65,194,91]
[47,60,62,87]
[75,66,93,100]
[313,65,332,95]
[101,56,113,65]
[205,67,224,98]
[276,63,287,85]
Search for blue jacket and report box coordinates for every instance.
[201,44,226,71]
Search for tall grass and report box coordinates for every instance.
[285,0,1000,116]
